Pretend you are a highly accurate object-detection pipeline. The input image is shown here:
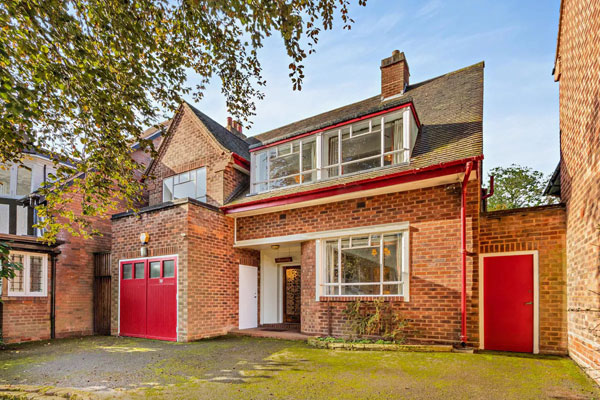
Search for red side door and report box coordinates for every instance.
[120,257,177,341]
[119,261,147,338]
[483,254,534,352]
[146,258,177,341]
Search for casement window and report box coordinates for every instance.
[163,167,207,203]
[5,252,48,297]
[320,231,409,297]
[251,106,419,194]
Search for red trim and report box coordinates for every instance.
[232,153,250,170]
[222,156,483,214]
[251,102,421,152]
[460,161,474,344]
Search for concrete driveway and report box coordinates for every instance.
[0,335,598,399]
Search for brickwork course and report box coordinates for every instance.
[554,0,600,381]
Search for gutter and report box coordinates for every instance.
[460,161,473,346]
[222,155,484,214]
[50,252,57,339]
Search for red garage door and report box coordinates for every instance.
[483,253,535,353]
[120,257,177,341]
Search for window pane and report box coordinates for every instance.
[302,139,316,172]
[383,234,401,282]
[163,260,175,278]
[134,262,145,279]
[352,120,370,136]
[0,166,10,195]
[325,241,339,285]
[163,177,174,201]
[122,264,132,280]
[29,255,43,292]
[342,158,381,175]
[150,261,161,278]
[196,168,207,201]
[325,285,339,295]
[16,165,32,196]
[269,145,299,180]
[10,254,24,291]
[351,236,369,247]
[270,175,298,190]
[324,132,339,178]
[384,117,403,166]
[341,247,380,284]
[342,130,380,166]
[255,151,268,190]
[341,284,380,296]
[383,284,400,295]
[173,178,196,199]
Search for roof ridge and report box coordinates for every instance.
[250,61,485,144]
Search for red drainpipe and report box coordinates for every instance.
[460,161,474,346]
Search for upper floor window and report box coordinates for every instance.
[0,164,33,197]
[163,167,207,203]
[251,106,419,194]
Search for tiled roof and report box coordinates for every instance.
[227,61,484,206]
[185,102,252,160]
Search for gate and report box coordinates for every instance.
[93,252,111,335]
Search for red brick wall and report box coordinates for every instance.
[186,203,259,340]
[1,267,51,343]
[480,205,567,355]
[146,104,248,207]
[1,192,113,344]
[555,0,600,380]
[111,200,258,342]
[238,180,481,346]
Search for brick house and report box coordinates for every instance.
[545,0,600,381]
[0,128,164,343]
[110,51,568,354]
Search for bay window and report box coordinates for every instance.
[5,252,48,297]
[251,106,417,194]
[163,167,207,202]
[321,231,409,297]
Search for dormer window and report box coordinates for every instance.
[251,105,419,194]
[163,167,207,202]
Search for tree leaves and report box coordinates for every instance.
[0,0,367,249]
[486,164,558,211]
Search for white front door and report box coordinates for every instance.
[239,265,258,329]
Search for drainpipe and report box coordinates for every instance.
[50,252,57,339]
[460,161,473,346]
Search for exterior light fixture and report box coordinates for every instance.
[271,245,280,250]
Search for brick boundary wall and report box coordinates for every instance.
[480,204,568,355]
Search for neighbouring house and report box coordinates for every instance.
[110,51,568,355]
[545,0,600,382]
[0,127,165,343]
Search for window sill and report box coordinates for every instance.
[2,294,48,300]
[319,295,405,302]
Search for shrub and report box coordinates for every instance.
[343,299,409,342]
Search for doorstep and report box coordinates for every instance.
[229,327,315,341]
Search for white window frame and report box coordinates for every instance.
[5,251,48,297]
[162,167,207,203]
[251,106,417,194]
[318,229,410,300]
[0,164,33,199]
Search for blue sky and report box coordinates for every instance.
[186,0,561,177]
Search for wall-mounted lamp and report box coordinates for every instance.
[271,244,280,250]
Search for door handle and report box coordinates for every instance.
[524,301,533,305]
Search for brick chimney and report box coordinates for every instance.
[380,50,410,100]
[226,117,245,138]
